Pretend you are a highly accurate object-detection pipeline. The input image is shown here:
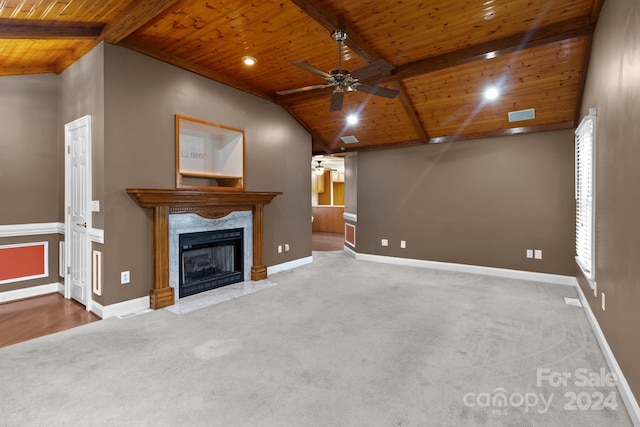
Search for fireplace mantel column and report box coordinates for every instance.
[127,189,281,309]
[151,206,174,308]
[251,203,266,280]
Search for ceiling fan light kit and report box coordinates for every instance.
[277,30,400,112]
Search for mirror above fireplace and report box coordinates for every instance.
[175,115,245,190]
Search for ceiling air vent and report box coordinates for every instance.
[340,135,359,144]
[508,108,535,122]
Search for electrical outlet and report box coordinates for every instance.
[120,271,130,284]
[601,292,606,311]
[381,239,388,247]
[400,240,406,249]
[277,245,282,253]
[285,244,290,252]
[526,249,533,259]
[534,249,542,260]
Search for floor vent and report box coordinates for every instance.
[340,135,359,144]
[508,108,535,122]
[117,309,153,319]
[564,297,582,307]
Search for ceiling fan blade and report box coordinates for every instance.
[292,61,332,79]
[276,84,327,96]
[354,82,400,99]
[350,59,396,80]
[330,91,344,112]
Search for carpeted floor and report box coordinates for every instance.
[0,251,632,426]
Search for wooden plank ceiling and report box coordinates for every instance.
[0,0,603,154]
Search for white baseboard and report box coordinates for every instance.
[575,283,640,426]
[351,250,638,423]
[0,282,61,303]
[91,296,150,319]
[267,256,313,275]
[354,252,576,286]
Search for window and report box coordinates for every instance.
[575,108,596,281]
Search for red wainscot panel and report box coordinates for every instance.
[345,223,356,248]
[0,242,48,284]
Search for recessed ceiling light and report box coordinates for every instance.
[484,86,500,100]
[242,56,257,66]
[483,11,495,20]
[485,51,497,60]
[346,114,358,125]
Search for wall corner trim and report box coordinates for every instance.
[91,296,151,319]
[344,245,357,258]
[354,252,577,286]
[267,256,313,276]
[0,282,61,303]
[343,212,357,222]
[575,282,640,425]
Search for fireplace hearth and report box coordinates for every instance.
[179,228,243,297]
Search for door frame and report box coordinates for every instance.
[64,115,93,311]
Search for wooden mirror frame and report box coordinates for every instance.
[175,115,245,191]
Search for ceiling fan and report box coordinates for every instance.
[277,30,400,112]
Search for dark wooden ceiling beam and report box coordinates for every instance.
[100,0,180,44]
[428,122,574,144]
[392,81,429,144]
[277,16,595,103]
[0,19,102,39]
[290,0,429,144]
[0,64,58,75]
[388,16,595,83]
[290,0,377,63]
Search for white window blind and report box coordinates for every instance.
[575,108,596,280]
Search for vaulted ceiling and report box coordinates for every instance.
[0,0,603,154]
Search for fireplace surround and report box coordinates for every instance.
[127,188,280,309]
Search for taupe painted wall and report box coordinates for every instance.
[344,153,357,214]
[578,0,640,404]
[0,73,61,290]
[59,43,105,231]
[355,130,575,275]
[100,44,311,305]
[0,74,60,224]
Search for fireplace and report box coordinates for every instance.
[126,188,281,309]
[179,228,243,298]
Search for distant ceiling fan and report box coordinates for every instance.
[276,30,400,112]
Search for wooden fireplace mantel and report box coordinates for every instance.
[127,188,281,309]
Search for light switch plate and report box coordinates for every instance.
[91,200,100,212]
[534,249,542,260]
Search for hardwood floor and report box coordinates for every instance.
[312,232,344,251]
[0,293,100,348]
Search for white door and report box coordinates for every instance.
[65,115,92,309]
